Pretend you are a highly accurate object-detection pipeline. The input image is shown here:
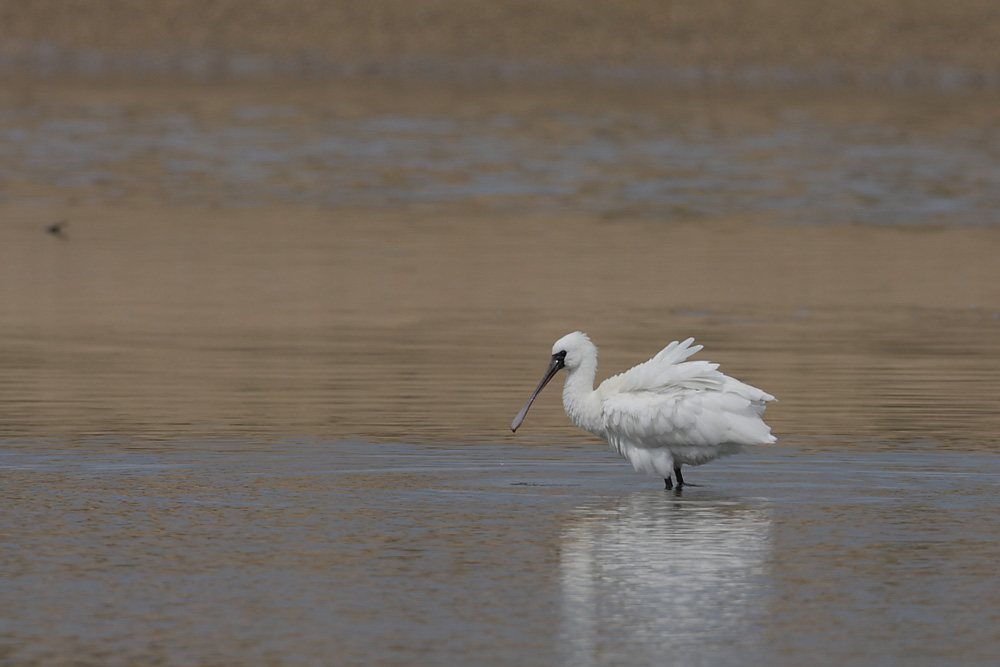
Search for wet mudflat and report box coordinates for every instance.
[2,80,1000,665]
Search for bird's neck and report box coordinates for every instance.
[562,359,604,437]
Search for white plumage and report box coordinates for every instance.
[511,332,776,489]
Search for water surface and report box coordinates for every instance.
[4,441,998,666]
[3,83,1000,225]
[2,81,1000,665]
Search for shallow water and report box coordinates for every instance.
[2,81,1000,665]
[4,83,1000,225]
[4,442,999,666]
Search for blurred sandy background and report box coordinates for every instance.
[2,0,1000,88]
[2,2,1000,444]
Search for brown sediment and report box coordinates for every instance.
[1,43,999,447]
[2,202,999,445]
[2,1,1000,88]
[1,79,1000,445]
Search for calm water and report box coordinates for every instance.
[4,441,999,666]
[2,81,1000,665]
[3,84,1000,225]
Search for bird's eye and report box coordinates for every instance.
[554,350,567,361]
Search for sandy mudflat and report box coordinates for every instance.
[2,77,1000,441]
[3,202,1000,443]
[2,1,1000,87]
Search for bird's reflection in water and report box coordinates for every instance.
[559,493,771,665]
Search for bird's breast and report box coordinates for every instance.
[562,391,606,439]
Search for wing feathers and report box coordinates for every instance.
[612,338,706,393]
[599,338,776,449]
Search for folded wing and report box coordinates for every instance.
[600,339,776,448]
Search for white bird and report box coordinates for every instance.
[511,332,776,489]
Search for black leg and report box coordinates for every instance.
[674,465,685,487]
[664,477,673,490]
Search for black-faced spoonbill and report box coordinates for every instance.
[511,332,776,489]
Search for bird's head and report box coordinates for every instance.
[551,331,597,371]
[511,332,597,432]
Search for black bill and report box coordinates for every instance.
[510,353,565,432]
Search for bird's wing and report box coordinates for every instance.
[602,387,775,448]
[611,338,708,393]
[721,376,776,416]
[600,339,776,447]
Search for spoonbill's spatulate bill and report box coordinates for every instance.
[511,332,776,489]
